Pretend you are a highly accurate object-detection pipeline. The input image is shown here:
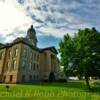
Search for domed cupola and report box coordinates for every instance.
[26,25,37,47]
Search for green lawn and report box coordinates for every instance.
[0,81,100,100]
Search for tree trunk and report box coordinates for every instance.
[85,76,91,90]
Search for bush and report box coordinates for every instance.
[57,79,67,83]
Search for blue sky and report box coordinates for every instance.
[0,0,100,50]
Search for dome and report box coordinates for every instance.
[27,25,36,39]
[26,25,37,47]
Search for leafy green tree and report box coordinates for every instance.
[59,28,100,89]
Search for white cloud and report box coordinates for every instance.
[39,26,75,38]
[0,0,32,39]
[0,0,99,43]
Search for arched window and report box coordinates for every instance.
[12,60,16,70]
[14,48,18,56]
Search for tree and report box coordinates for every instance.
[59,28,100,90]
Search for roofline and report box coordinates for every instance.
[0,41,42,53]
[41,46,58,54]
[0,39,58,54]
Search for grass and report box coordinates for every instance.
[0,81,100,100]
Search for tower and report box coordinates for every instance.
[26,25,37,47]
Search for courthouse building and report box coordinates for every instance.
[0,25,59,83]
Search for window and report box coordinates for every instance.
[0,52,3,60]
[33,75,35,80]
[3,76,6,82]
[37,64,39,70]
[23,48,27,58]
[30,52,33,59]
[22,60,26,68]
[7,62,10,70]
[10,51,12,57]
[8,51,11,59]
[33,63,35,70]
[37,54,39,61]
[10,51,12,56]
[37,75,39,79]
[22,75,25,82]
[34,75,38,80]
[12,60,16,70]
[34,53,36,61]
[9,75,13,82]
[29,62,32,70]
[29,75,32,82]
[14,48,18,56]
